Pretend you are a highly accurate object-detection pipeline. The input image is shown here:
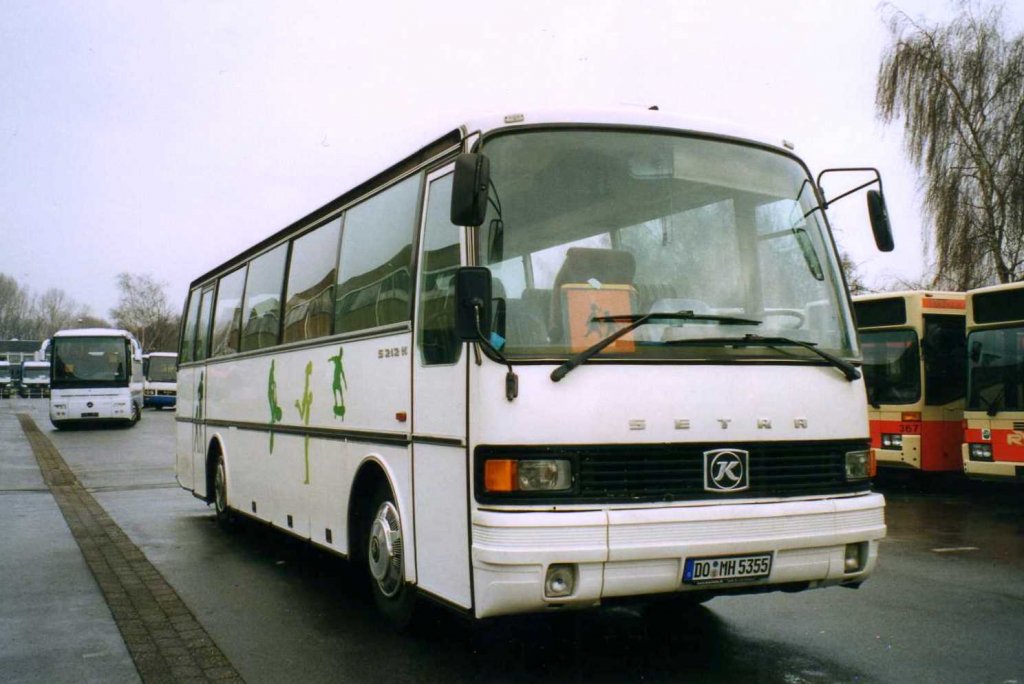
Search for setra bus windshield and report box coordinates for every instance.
[859,330,921,405]
[475,128,857,362]
[967,326,1024,413]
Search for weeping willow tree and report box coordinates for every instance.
[876,3,1024,289]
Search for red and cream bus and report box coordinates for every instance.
[963,282,1024,481]
[176,108,893,626]
[853,292,967,473]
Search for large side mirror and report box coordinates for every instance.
[817,168,895,253]
[454,267,492,340]
[451,153,490,227]
[867,190,894,252]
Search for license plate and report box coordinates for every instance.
[81,412,99,418]
[683,553,772,585]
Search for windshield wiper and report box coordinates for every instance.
[550,311,761,382]
[664,333,860,382]
[979,387,1004,417]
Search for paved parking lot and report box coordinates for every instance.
[3,396,1024,683]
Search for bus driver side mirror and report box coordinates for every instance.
[454,267,492,341]
[867,190,894,253]
[818,168,895,254]
[451,153,490,227]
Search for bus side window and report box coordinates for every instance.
[180,289,202,363]
[240,244,288,352]
[283,218,341,344]
[335,173,420,334]
[416,173,461,365]
[194,289,215,362]
[211,265,247,357]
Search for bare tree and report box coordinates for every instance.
[0,272,101,340]
[838,249,870,295]
[0,274,32,339]
[876,2,1024,289]
[31,288,88,338]
[77,314,113,329]
[110,273,178,351]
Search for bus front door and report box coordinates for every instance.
[411,169,472,609]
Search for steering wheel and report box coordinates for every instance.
[762,309,806,328]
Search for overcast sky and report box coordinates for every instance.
[2,1,1021,321]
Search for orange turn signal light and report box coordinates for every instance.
[484,459,518,492]
[901,412,921,422]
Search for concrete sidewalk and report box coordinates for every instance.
[1,402,243,683]
[0,402,139,683]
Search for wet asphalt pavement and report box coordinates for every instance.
[2,396,1023,683]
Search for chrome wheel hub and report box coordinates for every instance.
[215,462,226,513]
[368,501,403,597]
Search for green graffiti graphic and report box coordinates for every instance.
[268,360,283,453]
[328,346,348,419]
[294,361,314,484]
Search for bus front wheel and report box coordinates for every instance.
[365,484,415,629]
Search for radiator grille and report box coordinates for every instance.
[476,441,869,504]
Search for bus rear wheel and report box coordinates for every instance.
[365,484,415,629]
[213,455,234,528]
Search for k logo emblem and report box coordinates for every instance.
[704,449,750,492]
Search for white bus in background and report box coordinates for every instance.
[176,108,894,626]
[0,360,12,398]
[19,360,51,398]
[143,352,178,409]
[49,328,144,428]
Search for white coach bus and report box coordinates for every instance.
[143,351,178,409]
[50,328,144,428]
[176,108,894,625]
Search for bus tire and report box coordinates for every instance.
[213,454,234,528]
[365,483,415,629]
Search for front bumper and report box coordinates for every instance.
[874,434,921,469]
[962,444,1022,481]
[50,396,133,422]
[471,493,885,618]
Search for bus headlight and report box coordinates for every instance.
[881,433,903,449]
[483,458,572,493]
[844,542,867,572]
[968,443,993,461]
[544,564,577,598]
[845,450,871,480]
